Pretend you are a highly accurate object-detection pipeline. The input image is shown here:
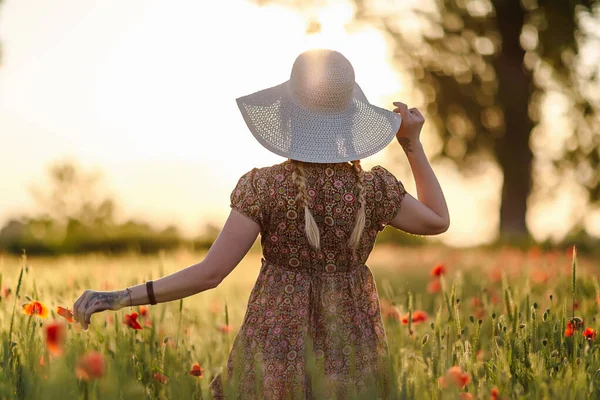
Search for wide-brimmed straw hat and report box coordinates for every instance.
[236,49,402,163]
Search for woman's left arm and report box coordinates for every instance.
[73,209,260,329]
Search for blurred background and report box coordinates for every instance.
[0,0,599,255]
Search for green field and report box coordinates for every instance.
[0,245,598,399]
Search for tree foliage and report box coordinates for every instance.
[0,161,204,255]
[251,0,600,240]
[29,161,116,226]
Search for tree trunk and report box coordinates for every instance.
[494,1,535,241]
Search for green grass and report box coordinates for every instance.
[0,245,598,399]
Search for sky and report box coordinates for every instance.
[0,0,595,247]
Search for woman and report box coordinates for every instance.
[73,49,449,399]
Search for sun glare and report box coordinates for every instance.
[87,0,405,231]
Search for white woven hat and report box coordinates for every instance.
[236,49,402,163]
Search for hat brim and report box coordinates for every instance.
[236,81,402,163]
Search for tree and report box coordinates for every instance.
[252,0,600,242]
[29,160,116,227]
[0,160,191,255]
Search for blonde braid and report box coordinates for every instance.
[348,160,366,249]
[291,160,321,249]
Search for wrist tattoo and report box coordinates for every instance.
[398,137,413,153]
[89,290,128,310]
[116,290,129,308]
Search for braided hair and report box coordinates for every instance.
[348,160,366,249]
[290,159,367,251]
[291,160,321,249]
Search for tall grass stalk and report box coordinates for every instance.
[572,245,577,324]
[572,245,578,366]
[175,298,183,351]
[5,263,25,368]
[407,291,413,335]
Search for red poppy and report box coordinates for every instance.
[413,310,429,323]
[440,366,470,388]
[218,324,233,334]
[459,393,473,400]
[23,301,49,318]
[124,312,142,330]
[491,386,500,400]
[565,318,585,336]
[45,322,65,356]
[583,327,597,341]
[427,279,442,293]
[2,287,11,299]
[153,372,168,384]
[57,306,74,323]
[401,310,429,325]
[190,362,204,377]
[139,305,148,317]
[144,319,153,328]
[565,321,574,337]
[431,263,445,277]
[75,352,105,380]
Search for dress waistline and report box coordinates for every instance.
[259,258,370,321]
[260,258,367,277]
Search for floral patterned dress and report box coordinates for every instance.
[209,160,406,400]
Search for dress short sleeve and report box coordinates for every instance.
[370,165,407,231]
[230,168,263,227]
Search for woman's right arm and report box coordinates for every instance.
[72,209,260,329]
[388,102,450,235]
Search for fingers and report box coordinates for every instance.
[82,303,103,330]
[392,101,409,116]
[73,292,85,323]
[393,103,425,121]
[409,107,425,121]
[75,291,91,326]
[394,103,425,143]
[73,291,86,316]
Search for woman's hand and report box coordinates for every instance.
[73,289,128,330]
[393,102,425,153]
